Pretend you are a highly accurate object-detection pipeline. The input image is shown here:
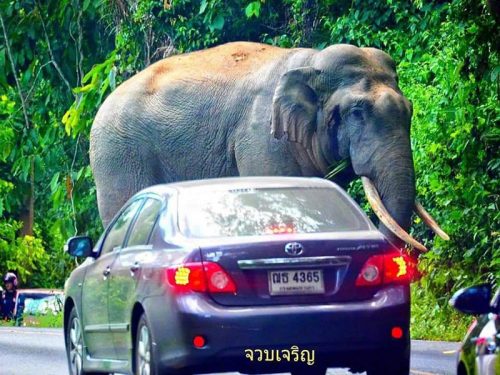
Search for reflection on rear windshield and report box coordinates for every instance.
[179,187,367,238]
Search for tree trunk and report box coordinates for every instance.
[19,158,34,237]
[302,0,318,46]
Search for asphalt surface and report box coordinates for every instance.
[0,327,460,375]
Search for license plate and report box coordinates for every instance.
[268,269,324,295]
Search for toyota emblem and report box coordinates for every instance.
[285,242,304,256]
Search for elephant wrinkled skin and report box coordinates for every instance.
[90,41,447,249]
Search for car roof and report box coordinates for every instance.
[137,176,337,197]
[17,288,64,295]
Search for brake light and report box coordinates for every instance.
[356,252,418,286]
[166,262,237,293]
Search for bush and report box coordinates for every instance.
[0,220,48,287]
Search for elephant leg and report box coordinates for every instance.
[92,144,163,227]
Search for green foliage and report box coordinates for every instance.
[0,312,63,328]
[411,284,473,341]
[0,220,48,286]
[63,52,118,136]
[245,1,262,18]
[26,311,63,328]
[0,0,103,287]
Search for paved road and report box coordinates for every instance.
[0,327,460,375]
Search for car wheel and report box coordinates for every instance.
[135,314,158,375]
[457,361,468,375]
[66,307,101,375]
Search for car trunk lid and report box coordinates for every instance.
[198,231,391,306]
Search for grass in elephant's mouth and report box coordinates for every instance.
[325,158,350,180]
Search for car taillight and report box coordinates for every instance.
[166,262,237,293]
[356,252,418,286]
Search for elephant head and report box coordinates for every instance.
[271,44,448,251]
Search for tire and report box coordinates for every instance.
[65,307,101,375]
[457,361,468,375]
[134,313,158,375]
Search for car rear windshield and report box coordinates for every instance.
[178,187,369,238]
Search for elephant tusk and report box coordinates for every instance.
[361,177,428,252]
[414,201,450,241]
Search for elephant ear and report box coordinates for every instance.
[271,67,320,150]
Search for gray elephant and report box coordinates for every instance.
[90,42,448,250]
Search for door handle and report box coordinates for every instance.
[103,267,111,277]
[130,263,140,274]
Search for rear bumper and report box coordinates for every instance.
[146,284,410,373]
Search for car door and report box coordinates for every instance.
[108,196,164,360]
[475,289,500,375]
[81,198,144,359]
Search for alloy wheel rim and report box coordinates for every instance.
[69,316,83,375]
[138,324,151,375]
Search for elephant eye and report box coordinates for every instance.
[349,108,364,122]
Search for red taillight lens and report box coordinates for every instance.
[203,262,237,293]
[166,262,236,293]
[356,252,418,286]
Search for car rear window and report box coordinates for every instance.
[178,187,369,238]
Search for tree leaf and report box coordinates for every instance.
[209,14,225,31]
[199,0,208,14]
[50,172,60,194]
[108,66,116,90]
[245,2,261,18]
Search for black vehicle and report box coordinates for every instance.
[63,177,417,375]
[450,284,500,375]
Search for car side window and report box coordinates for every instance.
[126,198,163,247]
[100,199,144,255]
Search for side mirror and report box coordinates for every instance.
[64,236,94,258]
[449,283,492,315]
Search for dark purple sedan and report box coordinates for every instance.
[63,177,416,375]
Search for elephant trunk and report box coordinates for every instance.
[362,176,426,251]
[355,143,425,250]
[358,142,450,250]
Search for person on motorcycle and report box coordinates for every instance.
[1,272,24,325]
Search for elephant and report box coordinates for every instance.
[90,41,448,250]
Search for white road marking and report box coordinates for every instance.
[0,328,60,336]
